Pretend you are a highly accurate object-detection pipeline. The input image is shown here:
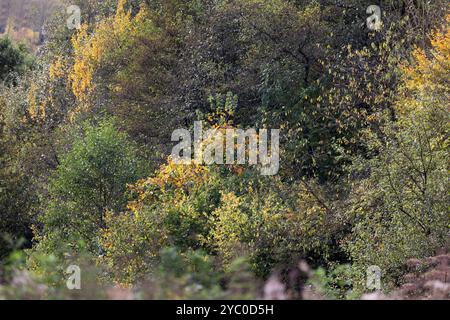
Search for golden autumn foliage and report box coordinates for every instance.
[48,55,66,81]
[399,14,450,116]
[100,157,216,284]
[69,0,155,114]
[126,157,212,215]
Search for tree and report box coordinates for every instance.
[35,119,143,255]
[0,138,34,262]
[345,17,450,289]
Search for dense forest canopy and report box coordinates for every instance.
[0,0,448,300]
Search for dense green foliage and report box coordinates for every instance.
[35,119,143,255]
[0,0,448,299]
[0,37,34,261]
[0,37,32,82]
